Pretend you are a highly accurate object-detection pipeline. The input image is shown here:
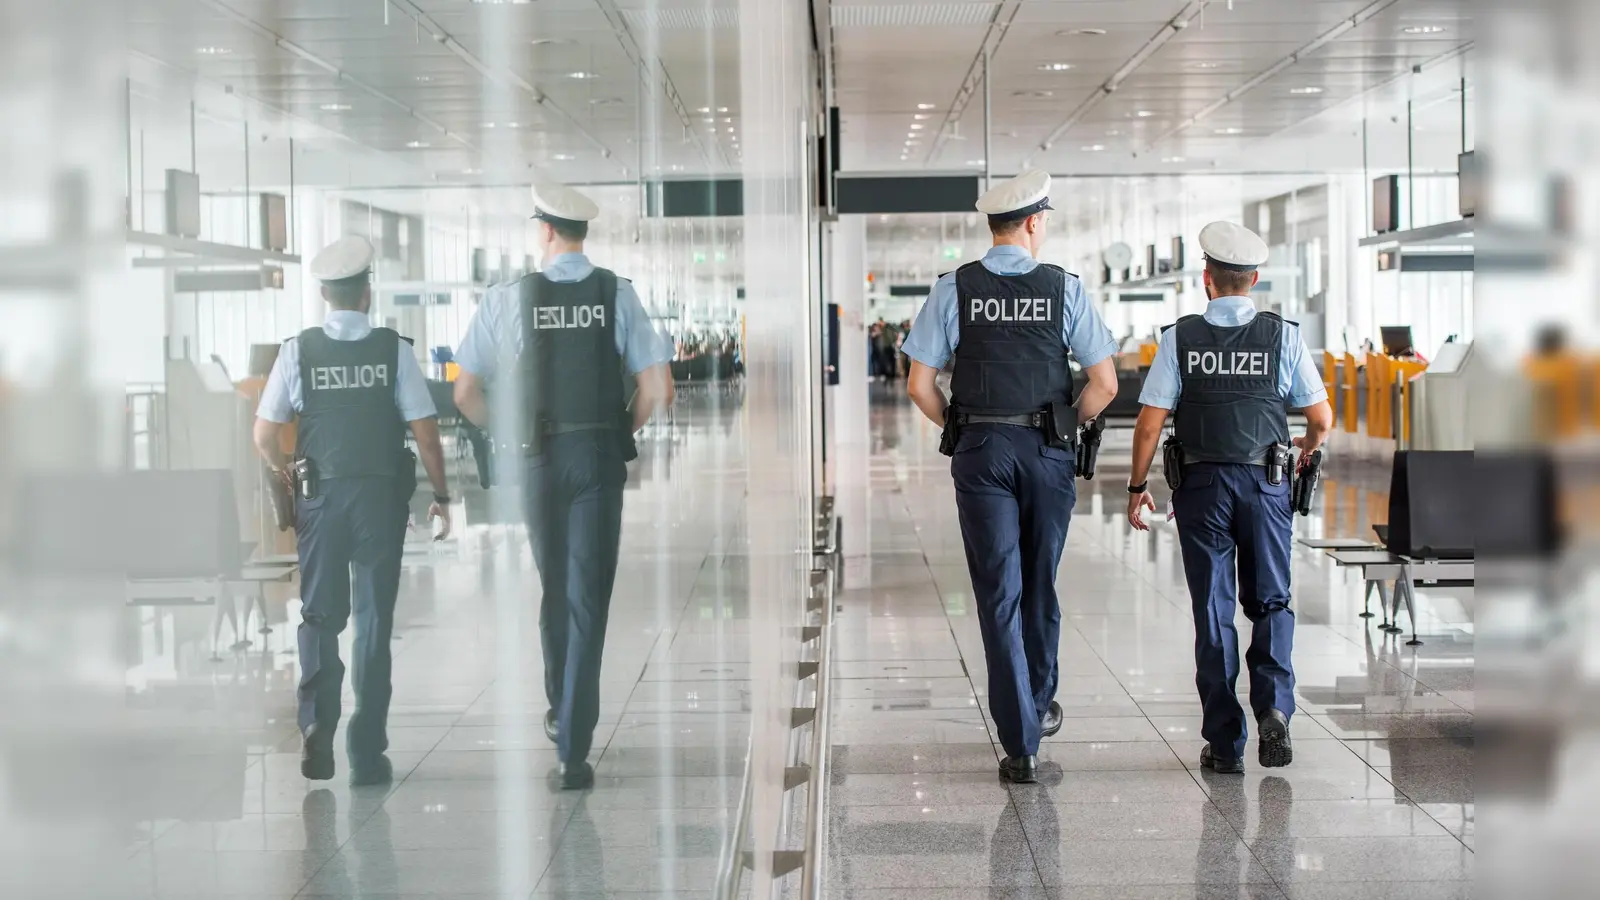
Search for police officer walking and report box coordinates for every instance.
[904,170,1120,784]
[1126,221,1334,774]
[453,182,675,790]
[253,235,453,786]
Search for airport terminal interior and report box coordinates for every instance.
[10,0,1579,898]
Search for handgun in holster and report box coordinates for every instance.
[1291,449,1323,517]
[1161,437,1184,490]
[397,447,419,504]
[939,404,962,457]
[268,464,296,531]
[1076,416,1105,479]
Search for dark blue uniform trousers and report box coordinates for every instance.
[951,424,1076,760]
[1172,463,1297,760]
[521,432,627,764]
[296,476,408,763]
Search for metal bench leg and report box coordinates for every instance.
[255,583,273,635]
[1360,579,1376,618]
[1400,567,1423,646]
[1375,580,1400,632]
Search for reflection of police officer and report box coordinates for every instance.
[1126,221,1334,774]
[253,236,453,786]
[904,170,1120,784]
[453,182,675,790]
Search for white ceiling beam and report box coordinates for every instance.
[198,0,476,152]
[1035,1,1209,154]
[1140,0,1405,152]
[922,0,1028,166]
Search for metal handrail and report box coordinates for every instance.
[713,732,755,900]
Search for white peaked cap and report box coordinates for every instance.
[309,235,375,282]
[975,169,1054,220]
[1198,221,1270,269]
[530,181,600,224]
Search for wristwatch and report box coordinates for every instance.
[433,493,452,505]
[1127,481,1148,494]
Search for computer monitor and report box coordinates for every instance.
[248,343,281,378]
[1380,325,1414,356]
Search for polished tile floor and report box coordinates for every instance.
[1,385,1475,898]
[821,389,1473,900]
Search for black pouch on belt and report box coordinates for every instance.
[397,448,419,504]
[1046,400,1077,451]
[1161,437,1184,490]
[1266,442,1292,486]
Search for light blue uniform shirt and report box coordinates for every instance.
[455,252,674,378]
[901,245,1118,370]
[256,310,438,423]
[1137,295,1329,410]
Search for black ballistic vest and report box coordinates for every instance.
[1172,311,1291,465]
[519,268,627,431]
[295,326,408,479]
[950,261,1074,416]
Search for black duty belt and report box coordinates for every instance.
[545,422,615,435]
[959,412,1046,428]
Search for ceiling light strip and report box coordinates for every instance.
[198,0,474,150]
[1036,1,1207,152]
[1142,0,1403,151]
[923,0,1027,166]
[593,0,727,170]
[384,0,617,162]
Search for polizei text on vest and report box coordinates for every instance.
[968,297,1054,323]
[1185,350,1272,377]
[532,304,608,330]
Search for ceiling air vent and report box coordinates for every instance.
[831,3,1000,28]
[619,7,739,30]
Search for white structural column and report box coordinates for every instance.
[828,215,871,586]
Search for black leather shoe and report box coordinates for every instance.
[1200,745,1245,775]
[1040,701,1063,738]
[349,754,393,787]
[1258,708,1293,769]
[544,709,558,744]
[301,725,335,781]
[998,755,1038,784]
[559,760,595,791]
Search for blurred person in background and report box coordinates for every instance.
[453,182,675,790]
[252,235,453,787]
[1125,221,1333,775]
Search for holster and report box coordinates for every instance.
[268,465,296,531]
[292,457,319,501]
[1161,437,1184,491]
[939,405,962,457]
[1046,400,1077,451]
[397,448,419,504]
[1291,449,1323,517]
[1076,416,1105,479]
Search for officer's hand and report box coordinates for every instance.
[427,501,452,542]
[1127,491,1156,531]
[1291,436,1318,470]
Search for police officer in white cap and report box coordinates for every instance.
[454,180,674,790]
[1125,221,1333,775]
[253,235,453,786]
[903,169,1120,784]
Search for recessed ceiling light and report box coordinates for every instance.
[1082,144,1106,151]
[913,113,931,120]
[721,117,733,123]
[1290,86,1325,95]
[1214,127,1244,135]
[917,102,937,110]
[1192,62,1222,70]
[1059,28,1107,36]
[726,127,735,133]
[590,97,623,106]
[1402,25,1447,34]
[319,103,351,111]
[702,117,715,123]
[461,168,483,175]
[1013,90,1054,99]
[567,71,598,80]
[696,107,711,113]
[717,107,729,113]
[195,46,232,55]
[415,75,433,83]
[406,141,430,149]
[530,37,573,46]
[1038,63,1075,72]
[552,153,575,161]
[967,159,986,165]
[910,123,924,130]
[1106,129,1122,136]
[1134,110,1155,118]
[474,0,532,5]
[1163,156,1186,163]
